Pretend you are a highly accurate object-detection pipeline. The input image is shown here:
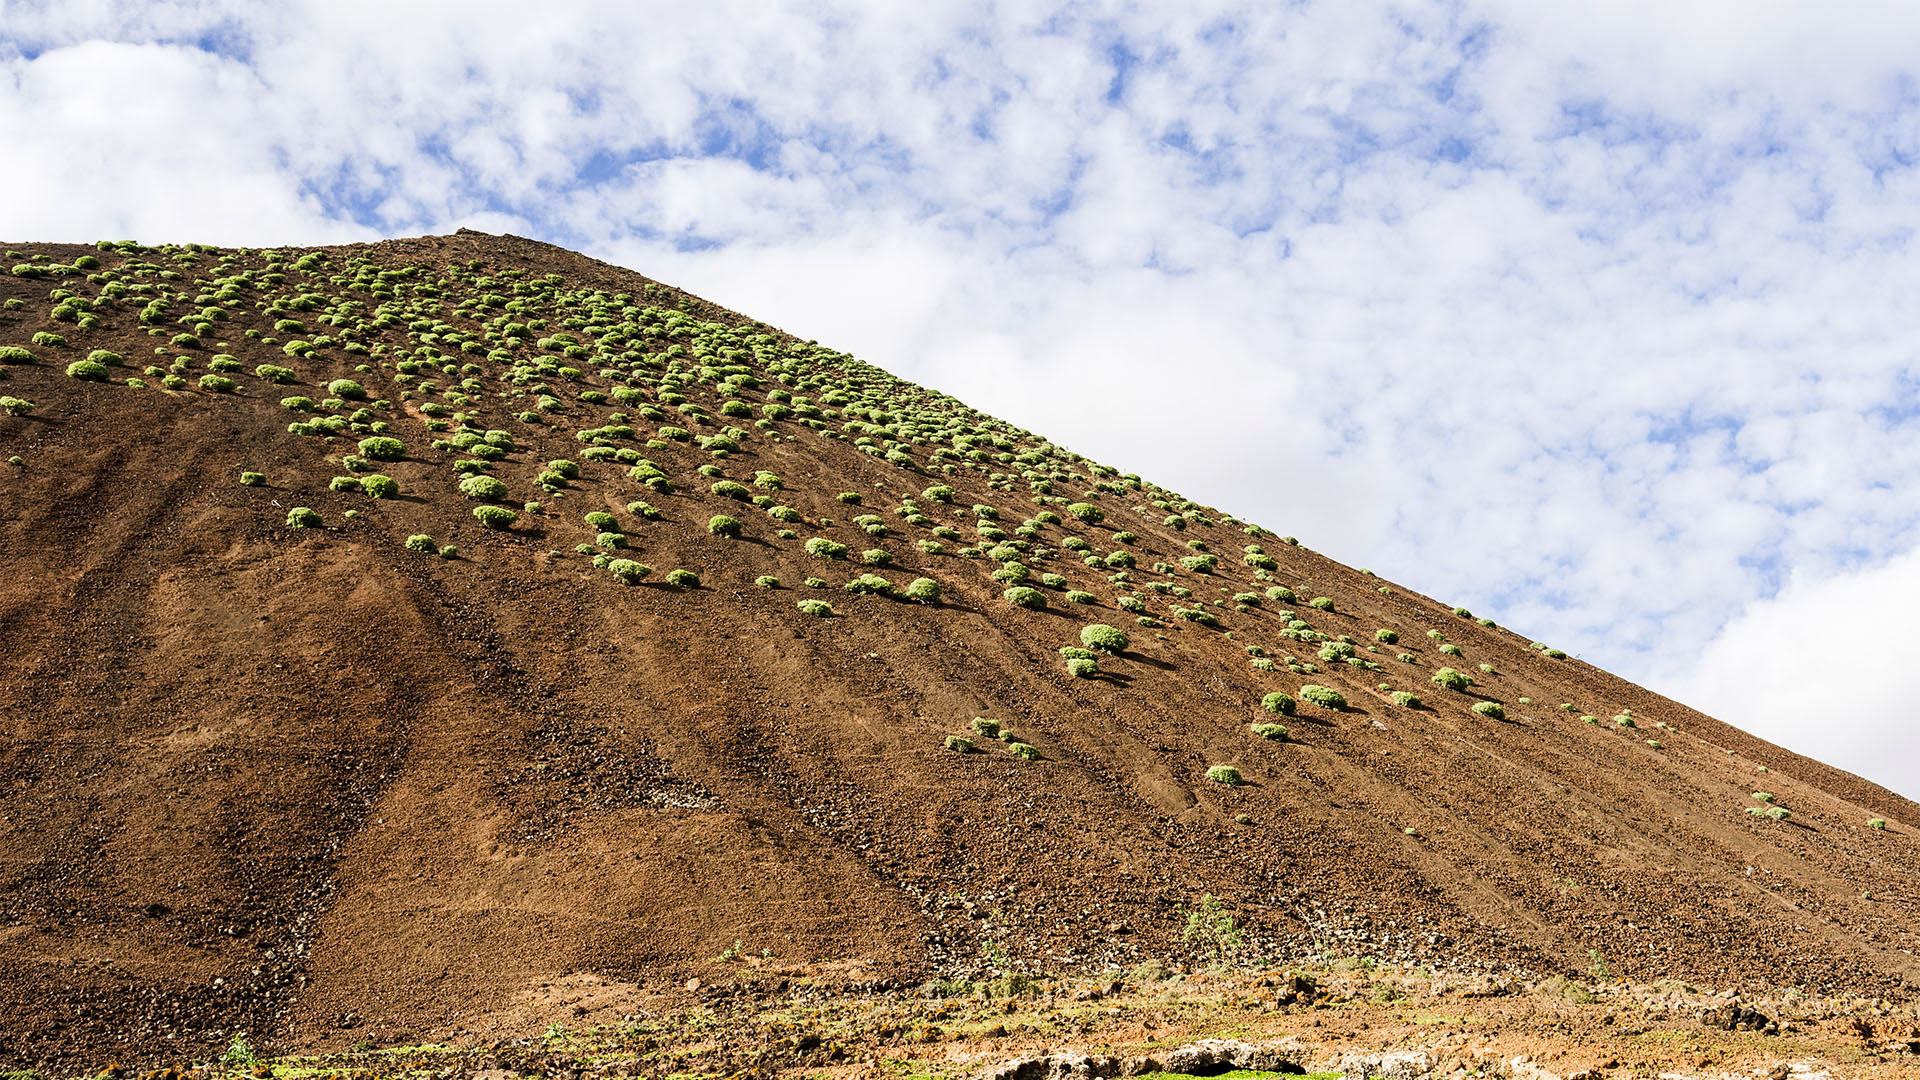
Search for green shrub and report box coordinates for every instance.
[1472,701,1505,720]
[460,475,509,500]
[1308,596,1334,611]
[665,568,700,588]
[1391,691,1420,708]
[0,396,35,415]
[607,559,652,584]
[1008,742,1040,761]
[1261,691,1296,715]
[755,575,780,589]
[708,514,743,538]
[472,505,518,529]
[238,471,265,486]
[327,378,367,400]
[1206,765,1243,785]
[796,599,834,617]
[1438,643,1463,656]
[281,395,316,411]
[1543,648,1567,659]
[967,717,1002,739]
[439,544,459,559]
[285,506,321,528]
[628,501,661,520]
[861,548,892,565]
[595,531,626,549]
[32,331,66,348]
[1300,685,1345,709]
[904,577,941,604]
[837,491,862,504]
[584,511,618,529]
[329,476,362,493]
[1266,585,1296,603]
[0,346,33,364]
[357,436,405,461]
[1477,662,1496,675]
[405,534,435,553]
[1318,641,1355,662]
[1431,667,1472,691]
[711,480,750,501]
[1067,502,1104,524]
[767,504,801,523]
[1004,586,1046,610]
[65,359,109,381]
[922,485,955,502]
[1066,656,1100,678]
[1452,606,1472,617]
[1080,623,1129,653]
[1869,817,1888,830]
[1765,806,1791,821]
[254,363,296,383]
[1251,723,1288,740]
[805,537,849,559]
[349,473,394,498]
[827,570,887,595]
[1375,628,1398,644]
[198,373,236,393]
[945,735,975,753]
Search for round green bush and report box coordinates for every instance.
[1299,684,1346,709]
[329,476,362,493]
[0,346,34,363]
[1003,586,1046,610]
[359,474,398,499]
[1375,628,1398,644]
[861,548,892,565]
[254,363,296,383]
[1007,742,1040,761]
[1251,723,1288,741]
[357,436,405,461]
[607,559,651,584]
[286,506,321,528]
[665,568,700,588]
[86,349,122,367]
[904,577,941,604]
[1,396,36,416]
[708,514,742,538]
[1472,701,1506,720]
[805,537,849,559]
[1066,502,1104,523]
[1206,765,1243,785]
[1308,596,1334,611]
[1066,656,1100,678]
[1261,692,1296,715]
[922,485,955,503]
[327,378,366,399]
[198,374,236,393]
[239,471,265,486]
[404,534,436,553]
[755,575,780,589]
[1431,667,1472,691]
[1080,623,1129,653]
[796,599,834,617]
[459,475,509,500]
[1869,817,1888,830]
[472,505,518,529]
[1391,691,1421,708]
[945,735,975,753]
[65,359,109,381]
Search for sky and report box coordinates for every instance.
[4,0,1919,798]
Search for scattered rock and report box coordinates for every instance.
[981,1051,1121,1080]
[1165,1039,1304,1074]
[1699,1002,1777,1035]
[1334,1049,1433,1080]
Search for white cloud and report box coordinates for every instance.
[1673,547,1920,800]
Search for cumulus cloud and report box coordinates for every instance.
[5,0,1920,793]
[1673,548,1920,799]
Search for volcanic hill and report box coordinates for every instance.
[0,231,1915,1069]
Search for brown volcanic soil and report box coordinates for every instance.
[0,232,1916,1071]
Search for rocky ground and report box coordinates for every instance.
[97,961,1920,1080]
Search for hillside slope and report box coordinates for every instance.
[0,231,1915,1069]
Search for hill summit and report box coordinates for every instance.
[0,231,1915,1068]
